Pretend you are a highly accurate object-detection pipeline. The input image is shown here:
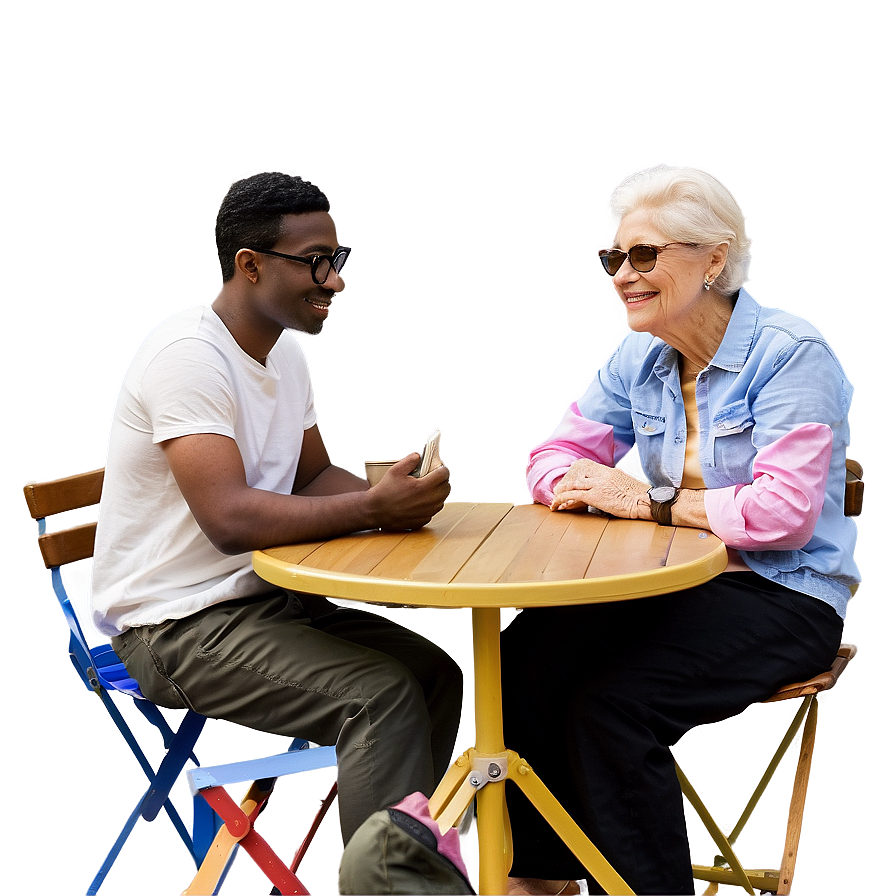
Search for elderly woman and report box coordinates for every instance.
[502,165,859,896]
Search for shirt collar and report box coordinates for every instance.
[652,288,760,381]
[710,288,760,371]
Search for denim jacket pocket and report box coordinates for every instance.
[708,401,756,478]
[632,411,666,437]
[712,401,754,436]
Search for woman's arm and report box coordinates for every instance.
[552,423,833,549]
[547,335,844,553]
[527,402,620,506]
[699,422,832,549]
[694,336,847,550]
[550,353,837,544]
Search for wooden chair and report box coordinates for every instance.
[676,459,863,895]
[24,468,337,894]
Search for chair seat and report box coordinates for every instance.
[91,643,144,697]
[764,643,857,703]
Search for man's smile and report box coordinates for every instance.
[305,297,331,312]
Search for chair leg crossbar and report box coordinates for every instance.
[86,700,211,894]
[183,743,337,895]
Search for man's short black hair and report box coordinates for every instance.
[215,172,330,281]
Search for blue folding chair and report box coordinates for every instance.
[24,470,216,893]
[25,469,337,894]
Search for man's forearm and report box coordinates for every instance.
[223,460,449,552]
[294,463,368,497]
[215,487,378,554]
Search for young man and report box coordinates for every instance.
[91,172,461,843]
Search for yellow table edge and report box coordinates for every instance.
[252,538,730,608]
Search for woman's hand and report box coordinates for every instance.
[551,459,650,520]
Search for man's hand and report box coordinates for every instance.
[366,453,451,531]
[551,459,650,520]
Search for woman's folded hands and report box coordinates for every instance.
[550,459,650,520]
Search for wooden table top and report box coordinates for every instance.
[252,503,728,610]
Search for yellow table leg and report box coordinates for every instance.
[430,607,635,895]
[438,775,476,834]
[472,608,505,755]
[471,608,511,894]
[430,751,475,832]
[477,777,509,894]
[508,756,634,895]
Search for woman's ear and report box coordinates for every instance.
[707,242,729,281]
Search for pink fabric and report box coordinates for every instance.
[393,791,469,877]
[704,422,833,550]
[527,402,617,505]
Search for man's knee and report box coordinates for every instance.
[366,654,430,713]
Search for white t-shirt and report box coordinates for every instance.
[91,306,317,636]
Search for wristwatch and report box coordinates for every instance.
[647,485,680,526]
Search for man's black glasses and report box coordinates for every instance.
[247,246,351,285]
[598,243,693,276]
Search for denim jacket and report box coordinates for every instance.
[575,289,859,617]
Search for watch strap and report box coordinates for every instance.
[648,487,680,526]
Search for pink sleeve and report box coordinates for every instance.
[704,422,833,550]
[526,402,617,505]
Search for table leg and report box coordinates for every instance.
[472,607,505,755]
[430,608,634,895]
[507,756,633,895]
[471,608,511,894]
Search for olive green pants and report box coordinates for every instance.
[112,590,463,843]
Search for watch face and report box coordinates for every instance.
[649,486,678,502]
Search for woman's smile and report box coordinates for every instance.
[623,290,658,305]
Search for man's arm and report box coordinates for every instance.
[291,423,369,496]
[162,426,450,554]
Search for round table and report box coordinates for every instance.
[254,502,727,894]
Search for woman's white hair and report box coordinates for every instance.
[610,165,751,296]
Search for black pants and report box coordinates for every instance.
[113,590,463,843]
[500,572,843,894]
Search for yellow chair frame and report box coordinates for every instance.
[676,460,863,895]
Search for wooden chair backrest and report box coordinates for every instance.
[844,458,863,517]
[23,468,104,569]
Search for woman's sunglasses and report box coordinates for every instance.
[598,242,693,276]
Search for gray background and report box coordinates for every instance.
[3,2,888,893]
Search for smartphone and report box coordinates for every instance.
[413,429,442,478]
